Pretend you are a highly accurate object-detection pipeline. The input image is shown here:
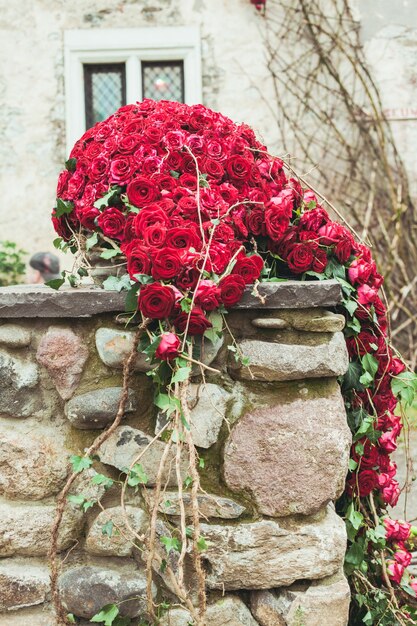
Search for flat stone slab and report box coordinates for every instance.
[155,491,245,519]
[160,595,259,626]
[65,387,137,429]
[0,281,341,317]
[201,505,346,590]
[0,558,50,611]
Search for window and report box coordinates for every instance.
[64,27,202,153]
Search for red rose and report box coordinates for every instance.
[138,283,175,319]
[151,248,182,280]
[387,561,405,584]
[379,430,398,454]
[67,171,86,198]
[124,242,151,279]
[143,223,167,248]
[311,248,327,273]
[247,209,266,236]
[203,158,224,180]
[133,206,169,236]
[97,208,126,239]
[394,550,412,568]
[265,206,290,241]
[226,155,252,181]
[299,206,329,231]
[155,332,181,360]
[88,156,109,182]
[127,177,159,207]
[219,274,246,307]
[355,469,379,497]
[287,243,314,274]
[109,156,134,185]
[174,307,212,336]
[56,170,71,196]
[348,259,375,285]
[165,226,202,250]
[232,254,263,284]
[77,206,100,231]
[384,518,411,542]
[194,280,221,311]
[382,479,400,506]
[351,439,379,469]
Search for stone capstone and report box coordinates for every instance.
[36,327,88,400]
[95,327,150,371]
[59,564,154,619]
[0,558,50,611]
[223,380,351,516]
[250,574,350,626]
[85,505,147,557]
[0,349,40,417]
[156,491,245,519]
[0,501,82,556]
[98,425,188,486]
[200,505,347,590]
[160,595,259,626]
[0,427,69,500]
[156,383,229,448]
[0,323,31,347]
[229,332,348,382]
[65,387,137,429]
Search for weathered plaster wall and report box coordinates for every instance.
[0,282,351,625]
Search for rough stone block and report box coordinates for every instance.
[95,327,150,371]
[223,380,351,516]
[160,595,259,625]
[65,387,137,429]
[36,327,88,399]
[0,323,31,347]
[290,310,345,333]
[0,501,82,557]
[229,332,348,382]
[98,425,188,486]
[200,505,347,590]
[59,564,154,619]
[0,558,50,611]
[0,426,69,500]
[156,491,245,519]
[85,505,147,557]
[0,349,40,417]
[250,573,350,626]
[2,607,55,625]
[156,383,229,448]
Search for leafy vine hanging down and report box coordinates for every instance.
[51,99,417,625]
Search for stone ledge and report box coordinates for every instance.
[0,280,342,318]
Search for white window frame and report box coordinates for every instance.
[64,27,202,155]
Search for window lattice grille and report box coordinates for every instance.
[84,63,126,128]
[141,61,184,103]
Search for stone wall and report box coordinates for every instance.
[0,281,351,625]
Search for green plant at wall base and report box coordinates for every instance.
[0,241,26,286]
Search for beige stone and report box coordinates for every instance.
[0,606,55,625]
[0,500,83,557]
[223,380,351,516]
[0,324,31,347]
[229,332,348,382]
[0,426,69,500]
[200,505,347,590]
[85,505,147,557]
[160,595,259,625]
[156,491,245,519]
[95,327,151,371]
[250,574,350,626]
[0,558,50,611]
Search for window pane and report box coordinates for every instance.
[84,63,126,128]
[142,61,184,102]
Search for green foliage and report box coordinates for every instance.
[90,604,120,625]
[70,455,93,473]
[127,463,148,487]
[392,371,417,408]
[0,241,26,286]
[161,535,181,554]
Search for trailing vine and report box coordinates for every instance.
[50,99,417,625]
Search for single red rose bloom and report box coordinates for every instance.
[173,307,212,336]
[138,283,175,319]
[219,274,246,307]
[287,243,314,274]
[97,207,126,239]
[155,332,181,361]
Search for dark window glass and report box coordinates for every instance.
[141,61,184,103]
[84,63,126,128]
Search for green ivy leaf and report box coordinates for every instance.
[171,367,191,384]
[127,463,148,487]
[392,371,417,407]
[94,186,123,209]
[70,455,93,473]
[66,614,76,623]
[91,473,114,489]
[86,232,99,251]
[342,360,363,392]
[124,282,142,313]
[45,277,65,291]
[160,536,181,554]
[102,274,131,292]
[65,158,77,172]
[197,536,208,551]
[100,248,120,259]
[90,603,120,626]
[67,494,85,507]
[101,520,114,537]
[55,198,74,218]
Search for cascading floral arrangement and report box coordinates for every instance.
[53,99,417,625]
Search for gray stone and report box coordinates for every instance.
[36,327,88,399]
[156,491,245,519]
[0,349,40,417]
[251,317,289,329]
[160,595,259,626]
[85,505,147,557]
[156,383,229,448]
[223,381,351,516]
[65,387,137,429]
[291,310,345,333]
[98,425,188,486]
[59,564,154,619]
[250,574,350,626]
[0,426,69,500]
[0,558,50,611]
[95,327,151,371]
[192,333,224,373]
[0,500,82,556]
[200,505,347,590]
[229,332,348,382]
[0,282,341,318]
[0,323,31,347]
